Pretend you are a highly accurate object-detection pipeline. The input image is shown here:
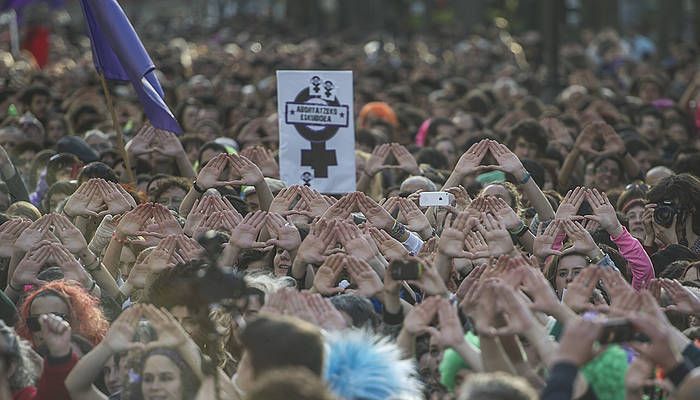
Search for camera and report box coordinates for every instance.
[389,259,423,280]
[598,318,649,345]
[653,201,679,228]
[419,191,455,207]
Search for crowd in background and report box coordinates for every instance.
[1,11,700,400]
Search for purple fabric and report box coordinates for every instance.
[79,0,182,134]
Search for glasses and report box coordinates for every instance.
[625,182,650,192]
[26,313,69,332]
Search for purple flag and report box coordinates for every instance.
[79,0,182,134]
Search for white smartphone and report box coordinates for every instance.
[419,191,455,207]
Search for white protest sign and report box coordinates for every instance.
[277,70,356,193]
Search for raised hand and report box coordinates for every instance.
[453,140,490,176]
[560,219,600,258]
[390,143,420,175]
[64,180,101,218]
[10,244,51,287]
[196,154,238,190]
[0,218,31,257]
[116,204,152,237]
[397,198,432,237]
[357,192,394,231]
[520,263,561,315]
[142,305,189,350]
[321,192,357,220]
[403,296,439,336]
[533,220,564,259]
[15,214,54,251]
[313,253,346,295]
[269,186,300,215]
[305,292,347,330]
[154,129,186,158]
[52,214,89,254]
[556,317,604,367]
[428,299,467,348]
[407,257,449,296]
[555,187,586,220]
[48,243,91,287]
[364,143,392,177]
[490,282,535,336]
[562,267,604,312]
[150,204,183,237]
[228,210,268,250]
[346,256,383,298]
[660,279,700,315]
[438,212,477,259]
[103,305,145,352]
[586,189,623,236]
[485,196,521,231]
[241,146,279,178]
[98,180,133,217]
[368,226,409,260]
[297,219,336,264]
[265,213,301,251]
[335,220,375,262]
[445,186,471,211]
[488,140,525,176]
[298,186,331,218]
[476,212,514,257]
[39,313,72,357]
[228,153,264,186]
[126,124,157,156]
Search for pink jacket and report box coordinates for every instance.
[610,226,655,290]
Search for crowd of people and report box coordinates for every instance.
[1,11,700,400]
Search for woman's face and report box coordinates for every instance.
[182,105,200,132]
[625,205,645,241]
[554,255,587,295]
[482,184,513,208]
[594,159,621,191]
[142,354,183,400]
[29,294,70,347]
[49,192,70,212]
[273,248,291,277]
[104,355,127,395]
[55,165,74,183]
[156,186,187,212]
[46,119,66,144]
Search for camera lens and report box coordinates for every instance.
[654,206,675,228]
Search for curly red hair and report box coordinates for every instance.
[15,280,108,346]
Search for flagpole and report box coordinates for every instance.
[98,73,136,186]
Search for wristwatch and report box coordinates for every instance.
[389,220,407,240]
[192,179,206,194]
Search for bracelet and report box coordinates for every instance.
[85,257,101,272]
[585,249,606,265]
[518,171,531,185]
[389,220,407,240]
[192,180,206,194]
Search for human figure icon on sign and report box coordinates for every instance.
[301,171,313,187]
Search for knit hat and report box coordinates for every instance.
[56,136,99,163]
[358,102,398,129]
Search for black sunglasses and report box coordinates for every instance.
[625,182,650,192]
[26,313,69,332]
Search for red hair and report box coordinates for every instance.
[15,280,108,346]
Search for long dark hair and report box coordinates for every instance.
[122,347,200,400]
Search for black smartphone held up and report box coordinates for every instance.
[598,318,650,345]
[389,259,423,281]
